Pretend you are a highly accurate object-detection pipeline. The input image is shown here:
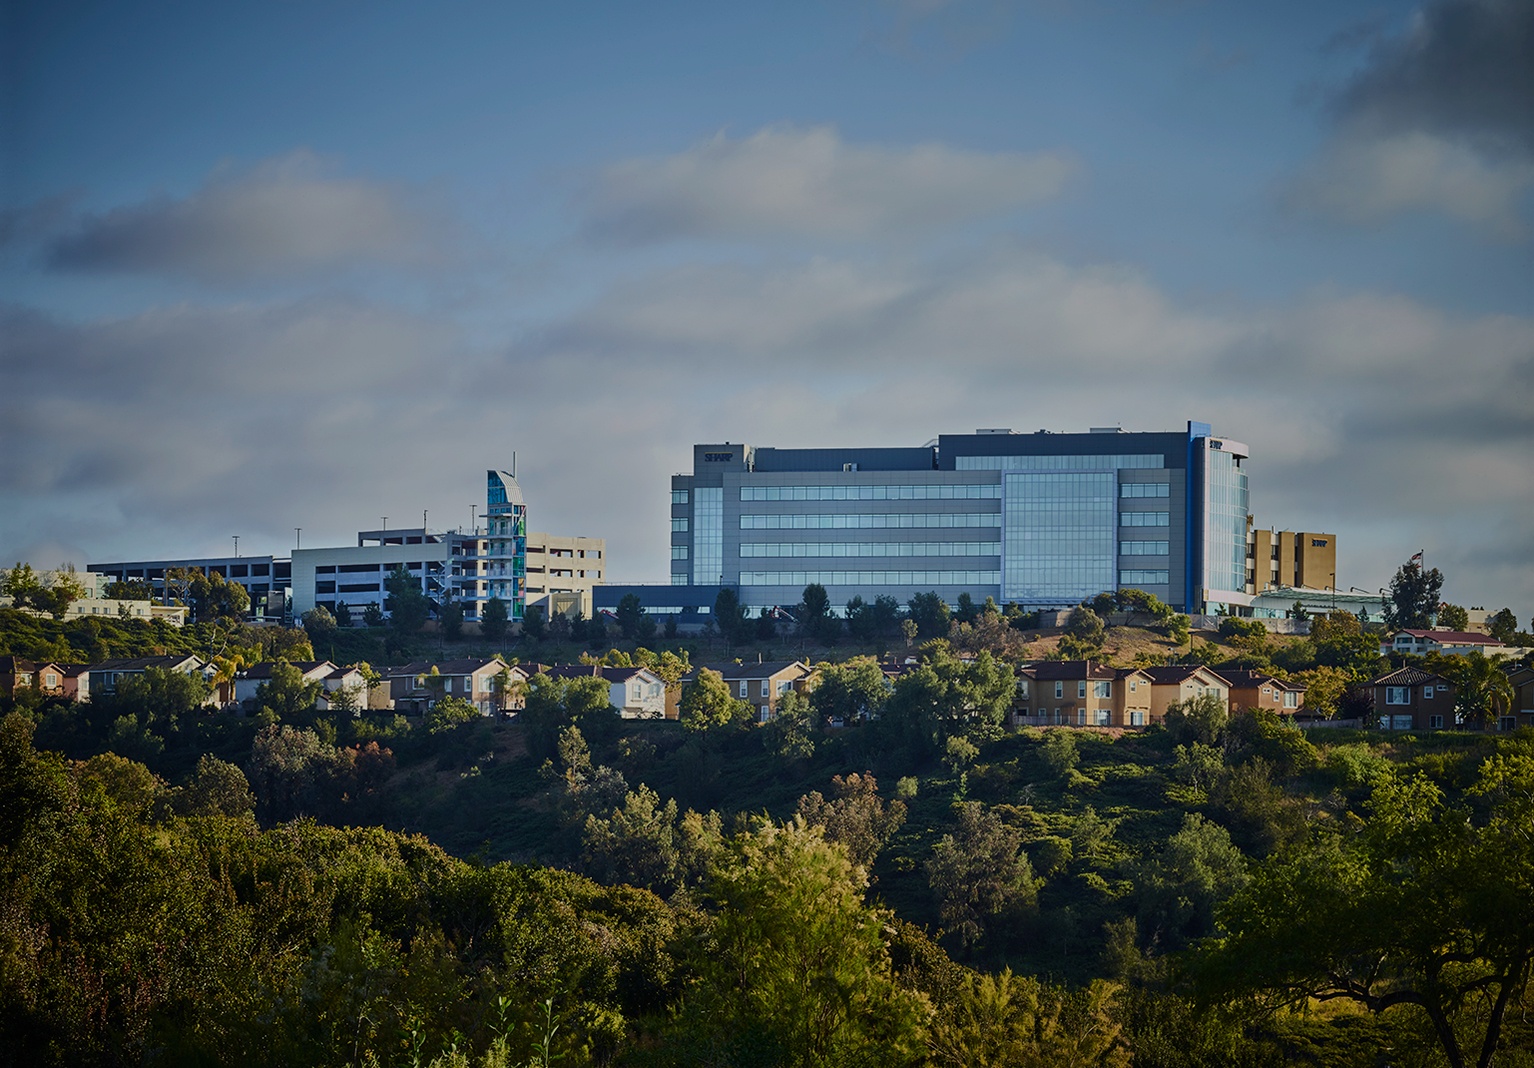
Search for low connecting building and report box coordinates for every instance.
[92,469,606,630]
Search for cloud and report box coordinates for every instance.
[1287,131,1534,237]
[1292,0,1534,235]
[43,151,436,281]
[581,125,1078,243]
[1335,0,1534,153]
[3,242,1530,613]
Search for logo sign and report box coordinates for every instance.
[703,452,734,462]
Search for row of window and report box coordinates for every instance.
[1120,512,1170,527]
[740,513,1002,530]
[1120,541,1170,556]
[1385,684,1447,704]
[1022,708,1150,727]
[1120,570,1171,584]
[738,570,1001,586]
[739,541,1001,558]
[671,489,689,505]
[739,484,1002,501]
[956,453,1165,471]
[1119,483,1170,498]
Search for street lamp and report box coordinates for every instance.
[232,535,240,558]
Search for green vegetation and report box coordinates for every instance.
[3,599,1532,1065]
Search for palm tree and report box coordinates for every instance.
[1448,652,1515,729]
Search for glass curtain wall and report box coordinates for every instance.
[1001,472,1117,603]
[692,488,724,585]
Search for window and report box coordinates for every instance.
[671,518,689,533]
[671,546,689,560]
[777,679,792,695]
[1077,680,1087,698]
[45,673,58,688]
[1429,715,1444,729]
[672,489,689,505]
[1120,570,1171,584]
[1385,686,1410,705]
[1130,710,1146,726]
[1076,709,1087,725]
[1422,686,1434,700]
[1095,709,1111,726]
[1054,681,1064,699]
[1120,511,1171,527]
[1094,681,1112,698]
[1129,679,1138,692]
[1283,691,1298,708]
[1120,483,1170,498]
[738,681,748,698]
[740,484,1002,501]
[760,680,770,697]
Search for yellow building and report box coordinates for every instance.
[1246,529,1337,595]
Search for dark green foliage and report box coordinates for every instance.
[1163,692,1228,747]
[713,587,749,645]
[483,596,512,641]
[1382,560,1444,630]
[907,591,952,641]
[384,565,429,634]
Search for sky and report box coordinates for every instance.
[2,0,1531,616]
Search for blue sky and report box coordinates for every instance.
[3,0,1531,616]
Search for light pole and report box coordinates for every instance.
[295,527,302,550]
[1330,572,1336,613]
[232,535,240,558]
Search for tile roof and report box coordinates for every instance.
[1395,629,1504,645]
[1142,665,1226,685]
[1019,660,1118,681]
[1371,666,1450,686]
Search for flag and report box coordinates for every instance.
[1409,551,1424,565]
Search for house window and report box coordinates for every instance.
[1429,715,1444,729]
[1094,681,1112,699]
[1283,691,1298,708]
[759,706,771,723]
[1422,686,1433,700]
[1077,681,1087,699]
[1385,686,1410,705]
[1128,680,1137,692]
[1076,709,1087,726]
[1055,681,1063,699]
[1095,709,1111,726]
[1130,710,1146,726]
[738,681,748,698]
[45,673,58,688]
[1501,716,1517,732]
[777,680,792,695]
[760,680,770,697]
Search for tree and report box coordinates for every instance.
[762,689,817,760]
[955,592,979,625]
[1442,651,1515,729]
[301,605,337,641]
[254,659,323,719]
[1436,602,1470,631]
[755,606,778,641]
[671,817,929,1067]
[1164,692,1228,747]
[362,602,385,627]
[615,593,646,641]
[847,594,902,646]
[439,600,464,640]
[1064,605,1107,647]
[177,753,255,818]
[908,592,952,641]
[883,643,1015,756]
[798,583,838,644]
[1040,729,1079,778]
[926,802,1037,950]
[104,577,153,601]
[929,969,1129,1068]
[1383,560,1445,630]
[168,567,249,623]
[809,656,889,728]
[795,773,906,869]
[425,694,480,733]
[3,562,87,619]
[1135,813,1248,948]
[713,587,748,646]
[678,668,749,732]
[383,565,429,634]
[1486,608,1519,644]
[1201,761,1534,1068]
[482,597,511,642]
[331,600,352,628]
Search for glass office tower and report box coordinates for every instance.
[670,424,1250,614]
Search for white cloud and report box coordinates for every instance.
[581,124,1078,242]
[1287,131,1534,237]
[46,151,438,281]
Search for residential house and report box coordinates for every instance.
[1368,666,1456,730]
[318,665,372,712]
[1213,669,1306,716]
[690,661,816,723]
[1142,665,1232,722]
[1,656,66,700]
[1383,629,1509,658]
[86,655,210,700]
[1013,661,1154,728]
[545,665,668,719]
[234,661,339,709]
[1509,665,1534,730]
[384,658,526,716]
[58,664,92,702]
